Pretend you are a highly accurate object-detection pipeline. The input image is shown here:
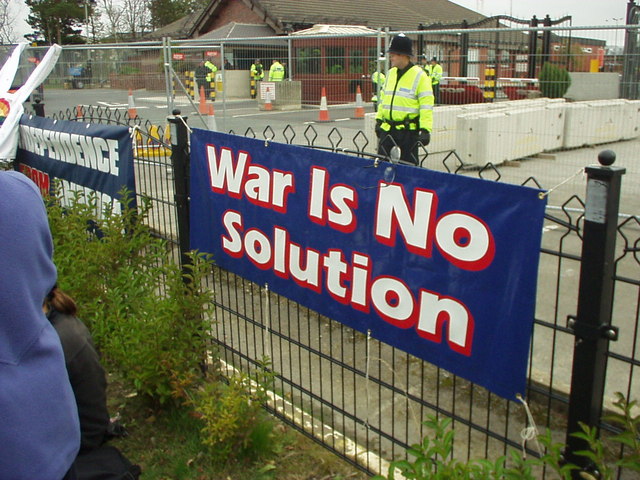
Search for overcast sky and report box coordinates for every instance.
[450,0,628,44]
[9,0,631,43]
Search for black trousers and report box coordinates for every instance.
[432,83,440,105]
[377,129,420,166]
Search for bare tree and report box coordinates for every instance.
[99,0,123,41]
[121,0,151,39]
[0,0,16,44]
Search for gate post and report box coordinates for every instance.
[167,109,191,277]
[564,150,625,476]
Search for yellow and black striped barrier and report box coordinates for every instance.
[484,67,496,102]
[133,124,172,158]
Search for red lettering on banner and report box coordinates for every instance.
[19,164,50,195]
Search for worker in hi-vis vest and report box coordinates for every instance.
[429,57,443,105]
[269,59,285,81]
[371,54,386,112]
[250,59,264,98]
[375,34,434,166]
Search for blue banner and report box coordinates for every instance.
[15,115,135,209]
[190,129,547,400]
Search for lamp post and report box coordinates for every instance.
[608,17,623,71]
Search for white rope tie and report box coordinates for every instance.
[516,393,543,458]
[263,283,272,362]
[176,114,193,134]
[364,329,371,429]
[538,167,585,199]
[129,125,141,154]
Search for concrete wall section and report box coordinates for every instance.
[564,73,621,101]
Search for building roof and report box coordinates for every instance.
[180,0,488,38]
[198,22,277,40]
[291,24,379,36]
[252,0,486,31]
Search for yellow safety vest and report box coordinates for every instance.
[430,63,443,85]
[376,65,434,132]
[251,63,264,80]
[269,62,285,81]
[204,61,218,82]
[371,71,385,102]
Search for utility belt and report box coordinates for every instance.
[382,117,419,131]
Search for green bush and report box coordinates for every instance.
[194,363,276,463]
[373,393,640,480]
[47,188,215,405]
[538,63,571,98]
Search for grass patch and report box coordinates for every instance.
[106,370,368,480]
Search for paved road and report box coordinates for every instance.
[32,87,370,136]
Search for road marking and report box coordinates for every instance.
[97,101,128,108]
[543,225,559,233]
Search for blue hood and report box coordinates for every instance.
[0,171,80,479]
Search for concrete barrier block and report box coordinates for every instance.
[623,100,640,139]
[431,105,463,153]
[542,103,566,151]
[563,103,592,148]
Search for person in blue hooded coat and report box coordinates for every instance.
[0,170,80,480]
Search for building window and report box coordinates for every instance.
[350,49,363,73]
[295,47,321,74]
[327,46,345,74]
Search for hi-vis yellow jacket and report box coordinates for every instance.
[376,64,434,132]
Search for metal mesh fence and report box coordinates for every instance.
[29,22,640,477]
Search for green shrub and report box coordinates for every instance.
[47,187,215,406]
[538,63,571,98]
[194,363,276,464]
[372,394,639,479]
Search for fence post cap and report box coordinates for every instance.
[597,149,616,166]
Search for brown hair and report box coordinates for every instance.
[46,286,77,316]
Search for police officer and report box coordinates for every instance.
[430,57,443,105]
[204,59,218,98]
[269,59,285,81]
[375,34,433,166]
[250,59,264,99]
[371,56,386,111]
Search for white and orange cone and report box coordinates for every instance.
[127,89,138,119]
[207,103,217,131]
[353,85,365,119]
[199,86,208,115]
[318,87,330,122]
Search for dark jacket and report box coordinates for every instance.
[48,309,110,453]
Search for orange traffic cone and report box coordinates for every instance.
[318,87,330,122]
[75,104,84,120]
[207,103,217,131]
[264,87,273,111]
[127,89,138,119]
[199,86,207,115]
[353,85,365,119]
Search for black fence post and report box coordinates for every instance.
[460,20,469,78]
[527,16,539,78]
[564,150,625,477]
[541,15,552,67]
[167,109,192,278]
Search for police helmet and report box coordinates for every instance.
[387,34,413,56]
